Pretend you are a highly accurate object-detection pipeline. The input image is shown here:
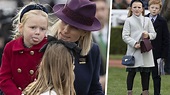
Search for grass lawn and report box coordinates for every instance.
[109,54,123,60]
[106,67,170,95]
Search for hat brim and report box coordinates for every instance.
[53,4,101,31]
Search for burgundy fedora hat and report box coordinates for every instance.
[53,0,101,31]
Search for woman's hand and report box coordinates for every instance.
[142,31,149,38]
[134,42,140,49]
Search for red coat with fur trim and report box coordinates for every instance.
[0,37,47,95]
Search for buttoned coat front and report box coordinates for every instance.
[74,43,104,95]
[0,37,47,95]
[122,14,156,68]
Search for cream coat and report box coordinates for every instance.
[122,14,156,68]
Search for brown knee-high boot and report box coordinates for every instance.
[127,90,132,95]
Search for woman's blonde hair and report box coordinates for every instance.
[12,2,49,39]
[49,20,92,56]
[23,43,76,95]
[127,0,145,17]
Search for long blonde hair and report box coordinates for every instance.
[49,20,92,56]
[12,2,49,39]
[23,43,76,95]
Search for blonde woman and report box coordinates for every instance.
[49,0,104,94]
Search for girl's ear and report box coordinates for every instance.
[18,23,23,34]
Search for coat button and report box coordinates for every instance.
[29,70,34,75]
[17,68,22,73]
[18,87,22,90]
[30,51,34,55]
[19,51,23,54]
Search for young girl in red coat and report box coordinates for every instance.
[0,2,49,95]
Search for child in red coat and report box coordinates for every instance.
[0,2,49,95]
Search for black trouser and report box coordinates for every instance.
[151,59,161,95]
[164,33,170,74]
[127,71,150,91]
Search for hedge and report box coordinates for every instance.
[109,26,127,55]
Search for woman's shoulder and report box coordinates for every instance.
[88,42,100,55]
[91,42,99,50]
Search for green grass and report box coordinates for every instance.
[106,67,170,95]
[109,54,123,60]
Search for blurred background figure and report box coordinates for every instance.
[142,0,149,9]
[21,0,55,13]
[125,0,132,8]
[90,0,110,92]
[0,0,24,65]
[112,0,127,9]
[160,0,170,74]
[161,0,170,35]
[112,0,149,9]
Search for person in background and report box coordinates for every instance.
[122,0,156,95]
[161,0,170,31]
[0,2,48,95]
[90,0,109,92]
[22,38,81,95]
[142,0,149,9]
[160,0,170,74]
[0,0,24,66]
[112,0,127,9]
[49,0,104,94]
[125,0,132,8]
[146,0,169,95]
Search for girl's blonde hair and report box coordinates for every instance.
[23,43,76,95]
[127,0,145,17]
[12,2,49,39]
[49,20,92,56]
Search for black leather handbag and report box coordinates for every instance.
[122,55,135,66]
[122,48,136,66]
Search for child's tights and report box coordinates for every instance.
[127,71,150,91]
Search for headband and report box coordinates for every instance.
[40,35,81,59]
[20,4,48,22]
[130,0,145,7]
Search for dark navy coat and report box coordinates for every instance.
[74,43,104,95]
[146,14,169,59]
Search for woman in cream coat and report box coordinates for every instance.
[122,0,156,95]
